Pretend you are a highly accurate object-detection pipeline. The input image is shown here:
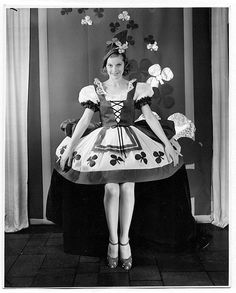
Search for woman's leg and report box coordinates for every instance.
[119,182,135,259]
[104,183,120,258]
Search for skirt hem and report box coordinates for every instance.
[55,158,184,185]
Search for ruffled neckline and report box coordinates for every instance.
[94,78,137,99]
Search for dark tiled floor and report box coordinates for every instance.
[4,224,229,288]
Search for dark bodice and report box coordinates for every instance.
[98,96,135,127]
[95,81,137,128]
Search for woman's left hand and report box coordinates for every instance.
[165,143,180,167]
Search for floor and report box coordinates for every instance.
[5,224,229,288]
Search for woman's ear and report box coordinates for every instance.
[101,67,108,75]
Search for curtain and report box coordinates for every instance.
[5,8,30,232]
[211,8,229,228]
[28,8,53,224]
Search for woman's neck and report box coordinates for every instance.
[106,77,127,87]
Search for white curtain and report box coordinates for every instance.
[211,8,229,228]
[5,8,30,232]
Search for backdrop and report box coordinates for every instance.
[27,8,213,222]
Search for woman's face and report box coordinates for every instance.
[106,55,125,80]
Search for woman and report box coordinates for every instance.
[56,37,183,271]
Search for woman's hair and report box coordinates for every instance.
[101,49,130,76]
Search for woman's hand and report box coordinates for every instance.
[60,145,74,172]
[165,143,180,167]
[57,108,94,172]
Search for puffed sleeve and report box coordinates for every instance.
[134,82,154,109]
[78,85,100,112]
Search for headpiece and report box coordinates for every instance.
[103,30,129,61]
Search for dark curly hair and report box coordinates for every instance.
[101,49,130,76]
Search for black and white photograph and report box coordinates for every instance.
[2,0,232,289]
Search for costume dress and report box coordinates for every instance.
[54,78,183,184]
[47,78,197,255]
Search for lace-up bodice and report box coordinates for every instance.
[98,90,136,127]
[110,101,124,123]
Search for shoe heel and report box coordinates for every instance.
[107,240,118,269]
[119,240,132,271]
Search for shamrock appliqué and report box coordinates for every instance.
[126,20,138,30]
[60,8,73,15]
[153,151,165,164]
[77,8,88,14]
[87,155,98,167]
[146,64,174,88]
[110,154,124,166]
[127,35,135,46]
[72,151,81,161]
[106,37,119,46]
[56,145,67,163]
[94,8,104,18]
[60,145,67,155]
[109,22,120,33]
[118,11,130,21]
[106,38,128,53]
[81,15,92,25]
[115,41,128,53]
[144,35,156,45]
[147,42,158,51]
[135,152,148,164]
[144,35,158,51]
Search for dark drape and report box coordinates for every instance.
[46,165,196,256]
[27,8,43,218]
[192,8,212,215]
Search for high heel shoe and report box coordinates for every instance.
[119,240,132,271]
[107,240,118,269]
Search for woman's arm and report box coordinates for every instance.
[60,108,94,170]
[69,108,94,148]
[141,104,179,166]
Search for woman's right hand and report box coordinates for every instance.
[60,145,74,171]
[165,143,179,167]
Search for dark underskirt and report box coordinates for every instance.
[46,164,197,256]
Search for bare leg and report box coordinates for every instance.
[119,182,135,260]
[104,183,120,258]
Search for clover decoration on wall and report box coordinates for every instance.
[60,8,104,25]
[107,11,140,49]
[60,8,158,51]
[60,8,175,109]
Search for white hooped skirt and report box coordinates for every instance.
[55,125,183,185]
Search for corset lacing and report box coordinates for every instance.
[110,101,127,158]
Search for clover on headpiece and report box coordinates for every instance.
[104,30,129,58]
[106,38,128,53]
